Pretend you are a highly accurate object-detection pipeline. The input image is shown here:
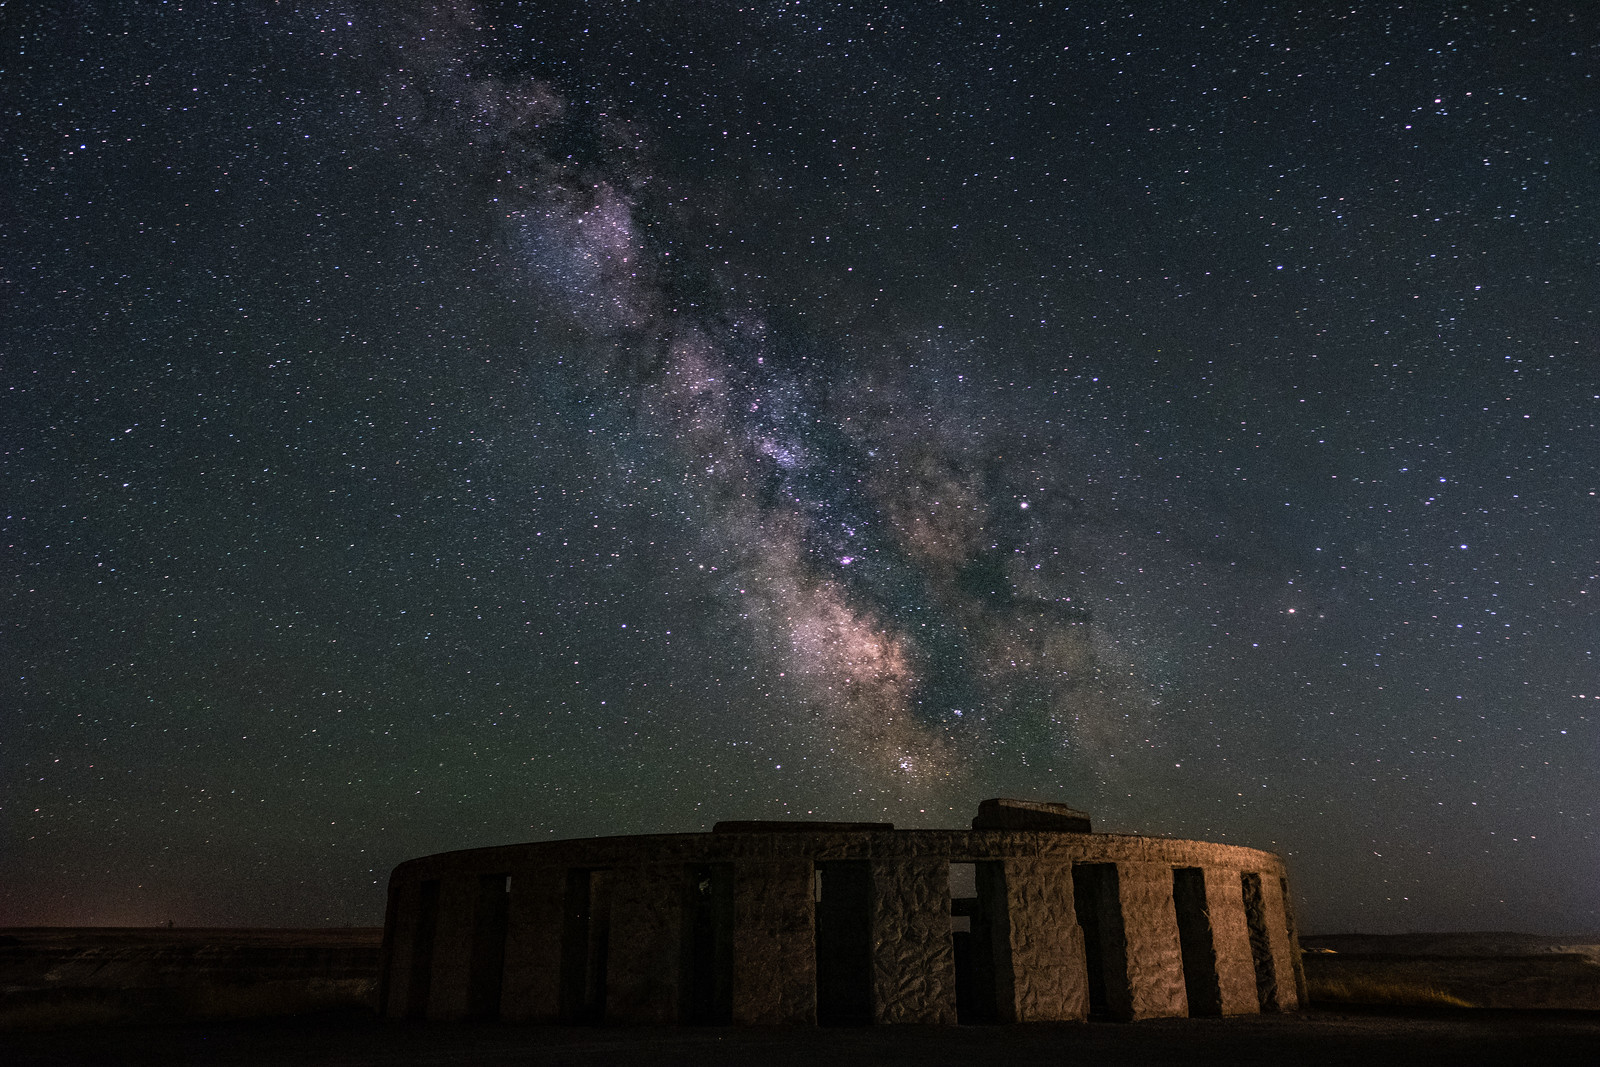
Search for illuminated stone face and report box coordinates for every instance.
[379,801,1304,1025]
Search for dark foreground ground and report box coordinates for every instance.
[3,1005,1600,1067]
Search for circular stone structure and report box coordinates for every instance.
[378,799,1305,1025]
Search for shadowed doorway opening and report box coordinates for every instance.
[814,861,872,1024]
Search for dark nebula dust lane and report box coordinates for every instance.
[2,2,1595,933]
[403,17,1139,791]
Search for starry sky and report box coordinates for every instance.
[4,2,1596,934]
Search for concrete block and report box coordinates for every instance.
[1258,874,1301,1010]
[999,856,1089,1021]
[425,873,479,1020]
[500,865,567,1022]
[731,860,817,1024]
[1202,866,1261,1016]
[871,857,956,1024]
[381,879,418,1019]
[973,798,1092,832]
[1116,862,1188,1020]
[606,863,688,1023]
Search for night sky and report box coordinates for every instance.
[4,2,1596,934]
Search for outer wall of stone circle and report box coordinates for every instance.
[380,878,417,1019]
[999,856,1089,1021]
[1115,862,1189,1020]
[871,856,957,1024]
[499,864,567,1022]
[1258,873,1301,1010]
[419,873,478,1019]
[1279,875,1310,1006]
[732,859,817,1024]
[606,863,689,1023]
[1200,865,1261,1015]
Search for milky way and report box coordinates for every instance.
[395,14,1157,794]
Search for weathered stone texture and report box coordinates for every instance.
[423,873,479,1020]
[1116,862,1189,1020]
[1278,875,1309,1006]
[972,798,1092,833]
[381,880,418,1019]
[605,863,688,1023]
[732,860,817,1024]
[382,812,1300,1028]
[999,856,1089,1021]
[1258,873,1301,1010]
[871,857,956,1024]
[1201,865,1261,1015]
[499,865,566,1022]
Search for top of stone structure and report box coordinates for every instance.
[970,798,1092,833]
[711,820,896,833]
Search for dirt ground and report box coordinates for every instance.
[4,1006,1599,1067]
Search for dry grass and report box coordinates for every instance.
[1308,973,1476,1009]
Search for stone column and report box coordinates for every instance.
[605,862,688,1023]
[424,872,480,1020]
[1115,862,1189,1020]
[381,878,419,1019]
[1201,866,1261,1015]
[1258,874,1301,1010]
[871,856,957,1024]
[1278,874,1310,1006]
[996,856,1089,1021]
[500,864,567,1022]
[731,859,817,1024]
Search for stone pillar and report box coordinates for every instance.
[1258,874,1301,1010]
[605,862,688,1023]
[731,859,817,1024]
[500,864,567,1022]
[1278,874,1309,1006]
[996,857,1089,1021]
[382,878,419,1019]
[1201,866,1261,1015]
[423,872,480,1020]
[1115,862,1188,1020]
[871,856,957,1024]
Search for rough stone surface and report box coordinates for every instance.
[1116,862,1189,1021]
[999,856,1089,1021]
[605,863,687,1024]
[972,798,1092,833]
[1258,873,1301,1011]
[425,873,479,1020]
[380,817,1301,1028]
[381,880,417,1019]
[1202,865,1261,1016]
[871,857,957,1024]
[714,821,894,833]
[1278,874,1310,1006]
[732,860,817,1025]
[499,864,566,1022]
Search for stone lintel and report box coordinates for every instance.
[713,820,895,833]
[971,798,1092,833]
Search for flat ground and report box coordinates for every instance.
[4,1007,1600,1067]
